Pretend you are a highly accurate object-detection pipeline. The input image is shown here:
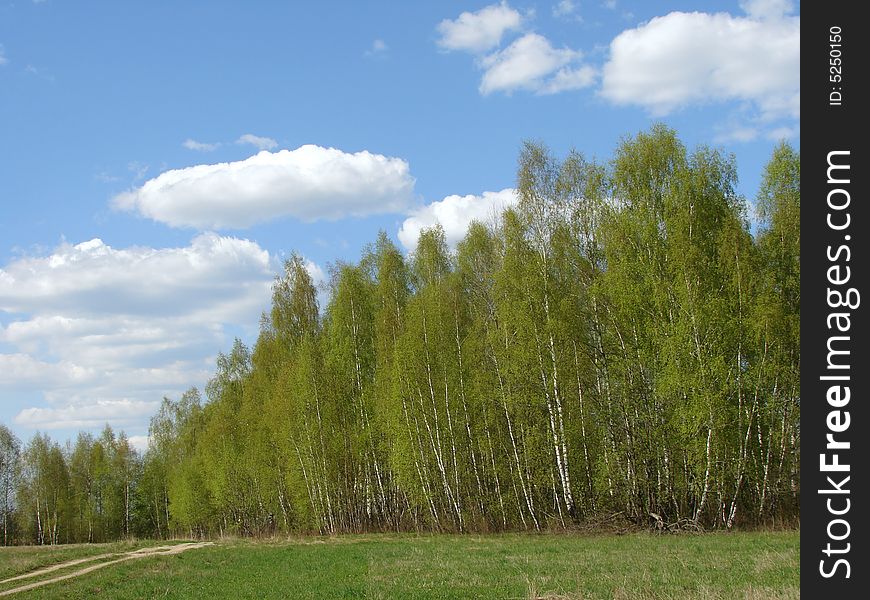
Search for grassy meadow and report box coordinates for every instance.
[0,530,799,599]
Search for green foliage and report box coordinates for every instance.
[0,424,20,545]
[0,128,800,542]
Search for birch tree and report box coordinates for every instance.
[0,425,20,545]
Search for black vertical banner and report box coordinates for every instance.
[802,2,867,596]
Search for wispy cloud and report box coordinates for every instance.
[365,39,389,57]
[183,138,221,152]
[95,172,122,184]
[236,133,278,151]
[766,125,799,141]
[552,0,582,21]
[713,125,758,145]
[24,64,56,83]
[127,161,149,182]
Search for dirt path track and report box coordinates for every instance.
[0,542,213,597]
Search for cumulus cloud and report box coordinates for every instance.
[539,64,597,95]
[437,1,524,53]
[112,145,416,229]
[303,259,327,287]
[183,138,220,152]
[480,33,595,95]
[128,435,150,453]
[0,354,95,389]
[15,400,159,430]
[0,234,271,317]
[600,5,799,120]
[398,188,517,251]
[0,234,293,433]
[236,133,278,151]
[436,4,593,96]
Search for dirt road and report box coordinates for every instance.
[0,542,214,597]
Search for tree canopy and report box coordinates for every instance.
[1,127,800,543]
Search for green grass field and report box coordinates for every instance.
[0,531,798,599]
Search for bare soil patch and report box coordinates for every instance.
[0,542,213,597]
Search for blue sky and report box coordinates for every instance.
[0,0,799,450]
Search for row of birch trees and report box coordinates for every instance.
[1,126,800,543]
[0,424,139,544]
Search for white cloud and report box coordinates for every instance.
[0,234,271,317]
[95,172,121,183]
[365,39,388,56]
[766,125,799,141]
[600,7,799,120]
[15,400,159,431]
[183,138,220,152]
[303,259,330,310]
[436,4,594,96]
[0,354,95,389]
[437,2,524,53]
[553,0,580,20]
[714,125,758,144]
[25,64,55,82]
[739,0,794,20]
[0,45,8,66]
[398,188,517,251]
[479,33,594,95]
[0,234,284,433]
[128,161,149,181]
[236,133,278,151]
[128,435,150,453]
[539,65,597,94]
[303,259,326,287]
[112,145,416,229]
